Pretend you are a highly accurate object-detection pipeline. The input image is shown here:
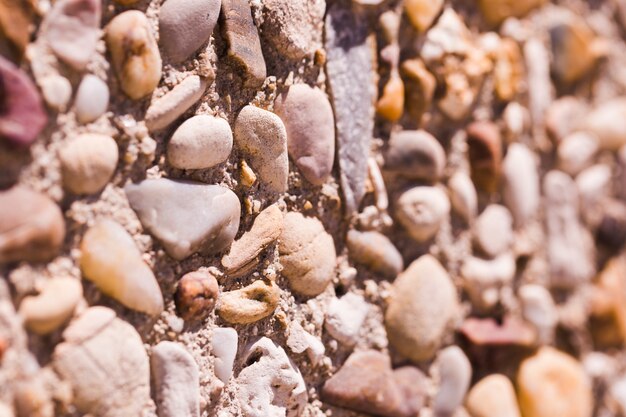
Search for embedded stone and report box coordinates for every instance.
[75,75,109,124]
[466,374,521,417]
[324,293,369,346]
[477,0,546,26]
[473,205,513,257]
[396,186,450,242]
[448,172,478,223]
[584,99,626,150]
[401,59,436,125]
[174,270,219,321]
[212,327,238,383]
[217,280,280,324]
[557,132,598,176]
[502,143,540,228]
[404,0,444,32]
[385,130,446,182]
[166,115,232,169]
[145,75,208,132]
[467,121,502,193]
[346,230,403,278]
[433,346,472,417]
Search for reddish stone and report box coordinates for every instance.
[460,316,537,347]
[467,121,502,193]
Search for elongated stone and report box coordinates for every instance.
[125,178,241,260]
[325,4,376,215]
[212,327,238,383]
[0,0,32,62]
[433,346,471,417]
[217,280,280,324]
[466,375,521,417]
[145,75,208,132]
[502,143,539,228]
[346,230,403,278]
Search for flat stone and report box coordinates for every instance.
[0,187,65,263]
[159,0,220,63]
[385,130,446,182]
[404,0,444,32]
[460,316,536,347]
[275,84,335,186]
[217,280,280,324]
[145,75,208,132]
[396,186,450,242]
[346,230,403,278]
[167,115,232,169]
[325,4,376,215]
[53,307,155,417]
[466,374,521,417]
[234,105,289,193]
[321,350,427,417]
[432,346,471,417]
[80,219,164,316]
[151,341,200,417]
[467,121,502,193]
[477,0,546,25]
[448,172,477,223]
[584,98,626,150]
[125,178,241,260]
[174,270,219,321]
[502,144,540,228]
[557,132,598,176]
[279,212,336,297]
[385,255,459,362]
[75,75,109,124]
[324,293,369,346]
[474,205,513,257]
[211,327,238,383]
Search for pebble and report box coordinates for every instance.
[385,254,459,362]
[0,0,31,62]
[151,341,200,417]
[519,284,557,344]
[557,132,598,176]
[0,56,47,147]
[545,96,586,143]
[145,75,208,132]
[260,0,325,61]
[326,5,376,214]
[105,10,162,100]
[460,316,537,347]
[39,74,72,112]
[584,99,626,150]
[401,58,436,124]
[236,337,307,417]
[524,38,552,131]
[41,0,101,70]
[75,75,109,124]
[517,347,592,417]
[18,277,82,335]
[159,0,220,63]
[461,253,515,310]
[221,0,266,89]
[275,84,335,186]
[448,172,478,223]
[493,38,524,101]
[544,170,595,288]
[53,307,155,417]
[502,143,540,228]
[166,115,232,169]
[0,187,65,263]
[286,322,325,365]
[222,204,283,276]
[432,346,472,417]
[385,130,446,182]
[576,164,612,228]
[174,270,219,321]
[321,350,427,417]
[549,18,600,84]
[590,256,626,345]
[80,219,164,316]
[212,327,238,383]
[14,376,53,417]
[58,134,119,195]
[324,293,369,346]
[474,205,513,257]
[395,186,450,242]
[234,105,289,193]
[478,0,546,25]
[217,280,280,324]
[404,0,444,32]
[376,74,404,122]
[467,121,502,193]
[125,179,241,260]
[465,374,521,417]
[279,212,336,296]
[346,230,403,278]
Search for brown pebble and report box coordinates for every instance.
[401,59,436,125]
[174,270,219,321]
[0,0,32,62]
[376,74,404,122]
[477,0,546,26]
[466,121,502,193]
[550,19,601,85]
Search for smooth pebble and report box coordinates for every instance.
[324,293,369,346]
[346,230,403,278]
[396,186,450,242]
[167,115,232,169]
[502,143,540,228]
[466,374,521,417]
[448,172,478,223]
[145,75,207,132]
[75,75,109,124]
[385,130,446,182]
[433,346,472,417]
[557,132,598,176]
[174,270,219,321]
[217,280,280,324]
[211,327,238,383]
[474,204,513,257]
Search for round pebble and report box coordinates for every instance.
[474,204,513,257]
[385,130,446,182]
[466,374,521,417]
[448,171,478,223]
[174,270,219,321]
[557,132,598,176]
[396,186,450,242]
[75,75,109,124]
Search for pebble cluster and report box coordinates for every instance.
[1,0,626,416]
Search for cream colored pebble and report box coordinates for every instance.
[19,277,82,334]
[217,280,280,324]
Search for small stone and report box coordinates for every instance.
[14,377,53,417]
[159,0,220,63]
[448,172,478,223]
[0,0,32,62]
[590,256,626,345]
[461,253,515,311]
[545,96,586,143]
[222,204,283,276]
[53,307,155,417]
[75,75,109,124]
[395,186,450,242]
[474,205,513,257]
[404,0,444,32]
[322,350,427,417]
[40,75,72,112]
[236,337,307,417]
[401,59,436,125]
[576,164,612,228]
[125,178,241,260]
[466,374,521,417]
[174,270,219,321]
[145,75,208,132]
[550,18,600,85]
[493,38,524,101]
[385,255,459,362]
[212,327,238,383]
[460,316,537,347]
[524,38,553,131]
[166,115,232,169]
[517,347,592,417]
[275,84,335,186]
[385,130,446,182]
[503,102,529,141]
[0,56,47,147]
[286,322,325,365]
[41,0,101,70]
[151,341,200,417]
[234,105,289,193]
[279,212,336,296]
[519,284,557,344]
[433,346,472,417]
[557,132,598,176]
[58,134,119,195]
[18,277,82,335]
[477,0,546,26]
[80,219,164,316]
[324,293,369,346]
[221,0,266,89]
[376,74,404,122]
[502,143,540,228]
[239,160,257,187]
[346,230,403,278]
[467,121,502,193]
[106,10,162,100]
[217,280,280,324]
[584,99,626,150]
[0,187,65,263]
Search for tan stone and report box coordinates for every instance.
[478,0,547,26]
[19,277,82,334]
[376,74,404,122]
[466,374,521,417]
[217,280,280,324]
[404,0,444,32]
[401,59,436,125]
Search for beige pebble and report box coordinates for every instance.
[18,277,82,334]
[401,58,436,124]
[106,10,162,100]
[58,134,118,195]
[467,121,502,193]
[80,219,164,316]
[385,130,446,182]
[478,0,546,25]
[376,74,404,122]
[396,186,450,242]
[346,229,403,278]
[474,205,513,257]
[584,98,626,150]
[545,96,586,143]
[549,18,601,85]
[466,374,521,417]
[461,253,515,311]
[217,280,280,324]
[502,143,539,228]
[145,75,207,132]
[448,172,478,223]
[519,284,557,344]
[40,75,72,112]
[433,346,472,417]
[557,132,598,176]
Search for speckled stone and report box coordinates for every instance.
[167,115,232,169]
[396,186,450,242]
[174,270,219,321]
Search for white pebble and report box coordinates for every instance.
[502,143,539,228]
[324,293,369,346]
[75,74,109,123]
[474,204,513,258]
[432,346,472,417]
[167,115,233,169]
[396,186,450,242]
[448,171,477,223]
[557,132,598,176]
[40,74,72,112]
[211,327,238,384]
